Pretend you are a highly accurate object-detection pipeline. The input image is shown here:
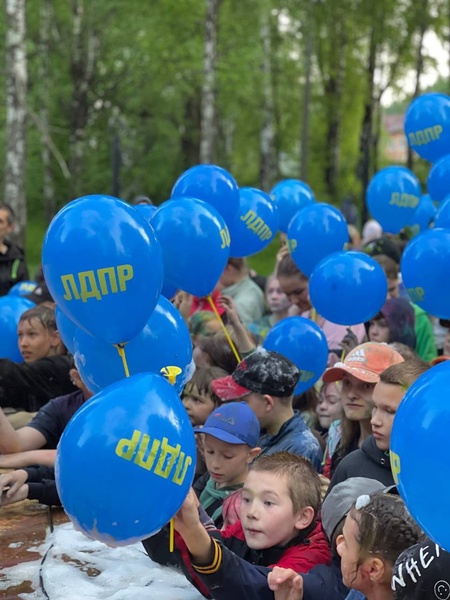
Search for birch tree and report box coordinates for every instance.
[4,0,27,244]
[200,0,221,164]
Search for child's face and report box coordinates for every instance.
[240,471,304,550]
[371,381,405,451]
[368,316,390,344]
[203,435,256,489]
[182,384,215,426]
[17,318,60,362]
[278,274,311,314]
[265,277,291,314]
[337,514,366,590]
[341,374,375,423]
[317,382,342,429]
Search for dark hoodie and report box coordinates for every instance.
[0,241,28,296]
[366,297,416,349]
[327,435,395,493]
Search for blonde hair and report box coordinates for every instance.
[249,451,321,514]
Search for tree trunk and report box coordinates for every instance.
[300,0,314,181]
[4,0,27,246]
[40,0,55,223]
[69,0,98,198]
[357,25,377,225]
[323,14,346,200]
[259,10,277,192]
[407,0,428,170]
[200,0,221,164]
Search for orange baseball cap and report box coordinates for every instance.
[323,342,404,384]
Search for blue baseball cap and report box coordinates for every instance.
[194,402,260,448]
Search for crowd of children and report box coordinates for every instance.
[1,211,449,600]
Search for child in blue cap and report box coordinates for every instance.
[193,401,261,528]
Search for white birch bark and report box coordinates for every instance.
[5,0,27,243]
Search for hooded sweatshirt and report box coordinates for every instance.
[0,241,28,296]
[327,435,395,493]
[366,297,416,349]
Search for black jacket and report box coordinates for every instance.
[25,465,60,506]
[327,435,395,493]
[0,241,28,296]
[0,355,77,411]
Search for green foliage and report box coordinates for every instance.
[1,0,447,263]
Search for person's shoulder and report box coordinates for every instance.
[3,240,25,259]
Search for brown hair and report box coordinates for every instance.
[183,366,227,407]
[379,358,429,389]
[227,258,246,271]
[249,451,321,514]
[276,254,308,280]
[349,493,422,573]
[373,254,399,280]
[198,332,240,374]
[388,342,418,361]
[19,305,57,333]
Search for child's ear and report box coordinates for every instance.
[50,329,62,348]
[294,506,315,531]
[263,394,275,411]
[247,447,261,462]
[365,557,389,584]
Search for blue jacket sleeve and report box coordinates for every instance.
[193,551,347,600]
[192,538,272,600]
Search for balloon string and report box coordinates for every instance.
[206,295,241,363]
[169,518,175,553]
[162,366,182,554]
[114,344,130,378]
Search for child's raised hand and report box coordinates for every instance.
[218,295,240,326]
[340,327,359,356]
[268,567,304,600]
[0,470,29,507]
[173,487,201,537]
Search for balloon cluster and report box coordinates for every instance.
[42,193,204,545]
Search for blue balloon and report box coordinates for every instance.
[228,187,278,257]
[263,317,328,394]
[366,166,422,234]
[42,195,163,345]
[171,164,239,228]
[134,203,158,223]
[409,194,437,234]
[390,361,450,550]
[427,154,450,204]
[56,372,196,545]
[401,228,450,318]
[0,296,35,361]
[309,251,387,326]
[73,296,193,395]
[152,198,230,297]
[287,203,348,277]
[434,194,450,228]
[270,179,315,233]
[404,93,450,163]
[55,306,77,355]
[8,281,38,297]
[161,280,179,300]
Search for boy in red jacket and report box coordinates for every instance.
[164,452,330,598]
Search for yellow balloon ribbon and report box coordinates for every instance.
[160,365,183,553]
[114,343,130,378]
[206,295,241,363]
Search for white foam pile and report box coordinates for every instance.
[1,522,203,599]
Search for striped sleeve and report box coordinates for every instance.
[192,538,223,575]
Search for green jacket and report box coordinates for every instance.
[412,303,437,362]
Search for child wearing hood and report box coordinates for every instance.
[366,298,416,351]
